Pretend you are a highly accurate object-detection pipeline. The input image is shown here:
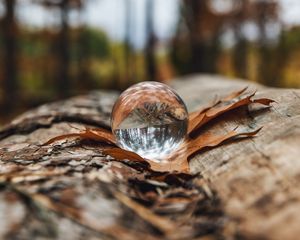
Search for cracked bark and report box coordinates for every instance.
[0,75,300,240]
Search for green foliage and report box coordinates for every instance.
[19,34,49,57]
[283,27,300,50]
[78,27,111,59]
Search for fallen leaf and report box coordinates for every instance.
[43,87,273,174]
[161,127,262,172]
[222,86,248,101]
[188,89,274,136]
[101,148,190,173]
[186,127,262,158]
[148,156,190,173]
[100,127,261,174]
[252,98,276,105]
[187,87,248,126]
[43,127,116,146]
[101,147,190,173]
[102,147,147,164]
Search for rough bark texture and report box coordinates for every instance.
[0,75,299,240]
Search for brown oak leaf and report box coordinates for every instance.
[43,127,116,146]
[188,89,275,136]
[43,87,274,174]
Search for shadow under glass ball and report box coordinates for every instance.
[111,82,188,161]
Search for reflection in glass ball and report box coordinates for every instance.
[111,82,188,161]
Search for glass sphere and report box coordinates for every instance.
[111,81,188,161]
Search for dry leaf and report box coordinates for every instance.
[43,87,273,174]
[102,148,189,173]
[222,86,248,101]
[102,148,148,165]
[157,127,262,173]
[43,127,116,146]
[186,127,262,158]
[252,98,276,105]
[101,127,261,174]
[188,89,274,136]
[187,87,248,129]
[148,155,190,173]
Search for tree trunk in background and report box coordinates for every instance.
[184,0,219,74]
[187,0,206,73]
[124,0,132,88]
[232,0,248,79]
[273,29,288,87]
[145,0,157,82]
[57,0,71,98]
[257,18,272,86]
[169,4,191,75]
[233,31,248,79]
[207,31,221,73]
[1,0,17,114]
[256,1,279,87]
[77,26,92,90]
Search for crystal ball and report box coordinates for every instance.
[111,81,188,161]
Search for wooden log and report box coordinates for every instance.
[0,75,299,240]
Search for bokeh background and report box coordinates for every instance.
[0,0,300,122]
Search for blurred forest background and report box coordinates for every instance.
[1,0,300,122]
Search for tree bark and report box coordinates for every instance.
[0,75,299,240]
